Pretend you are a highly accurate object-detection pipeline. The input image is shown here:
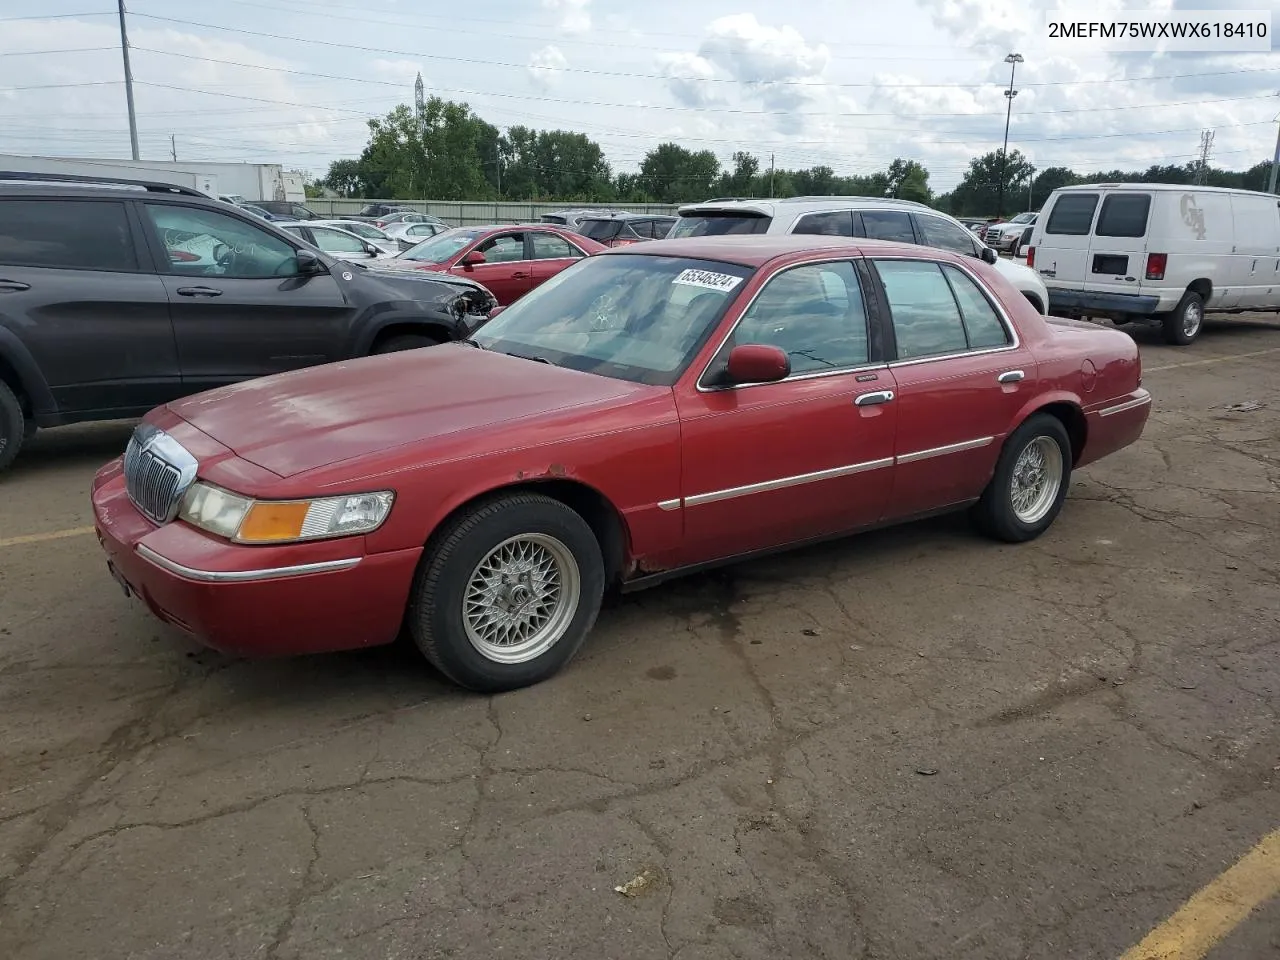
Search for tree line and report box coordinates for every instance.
[317,96,1275,217]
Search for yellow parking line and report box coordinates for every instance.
[1118,827,1280,960]
[0,525,96,549]
[1145,346,1280,373]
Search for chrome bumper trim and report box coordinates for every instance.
[135,544,362,582]
[1098,391,1152,417]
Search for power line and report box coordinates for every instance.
[0,46,119,57]
[122,12,1280,91]
[0,11,117,22]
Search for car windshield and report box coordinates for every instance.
[471,254,753,386]
[396,228,483,264]
[669,213,772,238]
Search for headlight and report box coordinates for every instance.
[179,483,394,543]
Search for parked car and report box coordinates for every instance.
[376,212,448,230]
[984,212,1038,251]
[957,218,990,235]
[383,220,449,250]
[1029,183,1280,345]
[539,209,612,232]
[1012,225,1034,260]
[309,219,400,256]
[92,234,1150,692]
[357,202,415,220]
[577,212,677,247]
[672,197,1051,314]
[237,202,288,222]
[0,172,496,472]
[255,201,323,220]
[276,221,391,262]
[381,224,605,305]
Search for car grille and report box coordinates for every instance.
[984,227,1002,245]
[123,425,198,524]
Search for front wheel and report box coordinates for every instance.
[972,414,1072,543]
[407,494,605,691]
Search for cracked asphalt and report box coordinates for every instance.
[1,315,1278,960]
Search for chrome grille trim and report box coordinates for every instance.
[123,424,199,525]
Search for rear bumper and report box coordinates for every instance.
[1079,388,1152,468]
[92,463,421,657]
[1047,289,1161,316]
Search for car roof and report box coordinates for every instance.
[677,195,932,217]
[1049,183,1273,197]
[599,234,958,268]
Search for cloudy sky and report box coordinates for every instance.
[1,0,1276,191]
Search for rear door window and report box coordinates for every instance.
[1094,194,1152,238]
[1045,194,1099,235]
[942,265,1010,349]
[793,211,855,237]
[859,210,917,244]
[669,213,772,237]
[0,199,138,272]
[915,215,980,256]
[874,259,969,359]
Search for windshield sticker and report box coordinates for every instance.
[672,268,742,292]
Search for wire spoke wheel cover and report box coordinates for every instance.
[462,533,581,664]
[1009,436,1064,525]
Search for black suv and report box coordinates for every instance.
[0,173,497,472]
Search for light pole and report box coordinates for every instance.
[996,52,1023,220]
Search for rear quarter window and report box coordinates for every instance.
[670,214,772,237]
[1045,194,1099,235]
[0,199,138,272]
[1094,194,1152,238]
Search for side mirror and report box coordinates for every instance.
[981,246,998,264]
[364,243,379,257]
[296,249,324,273]
[461,250,487,269]
[723,344,790,385]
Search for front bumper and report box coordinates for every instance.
[92,460,422,657]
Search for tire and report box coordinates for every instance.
[0,379,25,474]
[1161,290,1204,346]
[972,414,1072,543]
[372,333,443,355]
[407,493,605,692]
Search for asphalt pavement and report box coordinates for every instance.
[1,314,1278,960]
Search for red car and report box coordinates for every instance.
[380,223,605,305]
[92,235,1151,692]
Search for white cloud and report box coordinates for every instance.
[657,52,724,108]
[527,45,569,92]
[542,0,592,34]
[699,14,830,84]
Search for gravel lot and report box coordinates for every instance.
[1,315,1278,960]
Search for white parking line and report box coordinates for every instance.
[0,526,95,549]
[1145,346,1280,373]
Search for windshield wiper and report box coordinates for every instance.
[460,336,485,349]
[506,351,555,366]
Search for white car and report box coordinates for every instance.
[1030,183,1280,344]
[983,212,1038,251]
[276,221,392,262]
[672,197,1051,314]
[384,220,450,251]
[310,219,400,256]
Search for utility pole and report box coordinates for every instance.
[170,134,177,162]
[995,52,1023,220]
[1194,129,1215,185]
[117,0,140,160]
[1268,113,1280,194]
[769,153,775,196]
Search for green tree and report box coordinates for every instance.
[322,158,365,197]
[359,99,498,200]
[717,151,760,196]
[885,158,932,203]
[499,128,612,201]
[949,149,1035,217]
[638,143,721,203]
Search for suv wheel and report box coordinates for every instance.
[0,379,26,473]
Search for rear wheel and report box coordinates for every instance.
[972,414,1072,543]
[0,379,26,474]
[1161,290,1203,346]
[372,333,443,355]
[407,494,605,692]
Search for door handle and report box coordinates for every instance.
[0,279,31,292]
[854,390,894,407]
[176,286,223,297]
[511,271,529,279]
[997,370,1025,384]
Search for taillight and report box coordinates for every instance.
[1145,252,1167,280]
[1026,246,1035,268]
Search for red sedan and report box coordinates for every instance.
[92,235,1151,692]
[380,223,606,305]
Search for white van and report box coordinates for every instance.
[1029,184,1280,345]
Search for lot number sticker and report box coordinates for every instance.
[673,268,743,292]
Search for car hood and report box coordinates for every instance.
[165,346,655,478]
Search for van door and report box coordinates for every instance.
[1165,191,1237,308]
[1228,194,1280,309]
[1033,191,1098,291]
[1085,192,1152,300]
